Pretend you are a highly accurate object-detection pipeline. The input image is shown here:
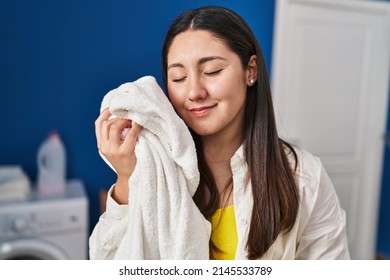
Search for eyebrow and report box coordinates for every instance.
[167,56,227,70]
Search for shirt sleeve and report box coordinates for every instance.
[295,164,350,259]
[89,184,129,260]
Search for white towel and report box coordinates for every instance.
[100,76,210,259]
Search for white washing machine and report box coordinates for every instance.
[0,179,88,259]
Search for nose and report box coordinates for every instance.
[188,78,207,102]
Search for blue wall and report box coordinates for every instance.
[1,0,389,258]
[373,0,390,258]
[378,85,390,258]
[0,0,275,233]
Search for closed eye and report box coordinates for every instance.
[203,69,223,76]
[172,76,186,83]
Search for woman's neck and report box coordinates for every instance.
[201,129,244,163]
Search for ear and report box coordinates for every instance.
[246,55,258,86]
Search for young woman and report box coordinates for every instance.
[91,6,350,260]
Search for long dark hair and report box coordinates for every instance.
[162,6,299,259]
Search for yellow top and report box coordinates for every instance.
[209,205,238,260]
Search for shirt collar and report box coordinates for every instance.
[231,143,246,171]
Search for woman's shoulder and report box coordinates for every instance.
[293,146,321,173]
[286,145,326,200]
[284,144,322,174]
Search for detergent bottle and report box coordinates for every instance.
[37,131,67,195]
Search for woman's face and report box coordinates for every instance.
[167,30,252,138]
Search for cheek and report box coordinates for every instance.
[215,68,247,98]
[168,87,185,112]
[214,79,246,101]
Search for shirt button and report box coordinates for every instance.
[241,219,247,225]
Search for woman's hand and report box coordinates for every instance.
[95,108,142,204]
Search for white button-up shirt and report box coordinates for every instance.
[89,145,350,259]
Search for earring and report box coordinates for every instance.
[250,78,254,85]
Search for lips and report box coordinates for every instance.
[189,104,217,116]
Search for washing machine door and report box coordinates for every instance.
[0,237,70,260]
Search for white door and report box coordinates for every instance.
[271,0,390,259]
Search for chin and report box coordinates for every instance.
[190,127,216,137]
